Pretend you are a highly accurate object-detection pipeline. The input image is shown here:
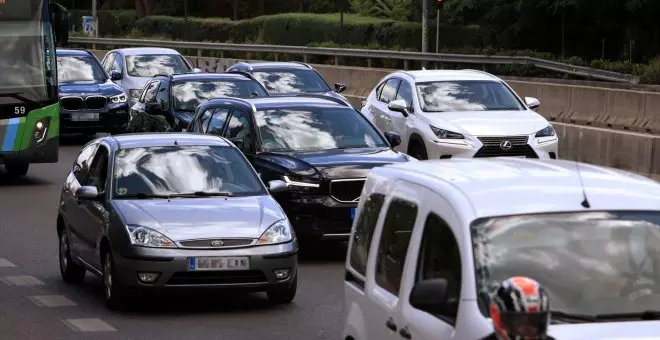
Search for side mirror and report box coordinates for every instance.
[193,68,202,73]
[334,83,347,93]
[75,186,100,200]
[409,278,448,315]
[383,131,401,148]
[525,97,540,111]
[145,101,164,112]
[109,70,122,81]
[51,2,69,46]
[267,180,288,194]
[387,99,410,117]
[230,137,244,150]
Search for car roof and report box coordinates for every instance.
[112,47,181,56]
[206,95,349,111]
[56,49,94,57]
[373,158,660,219]
[394,69,501,83]
[103,133,232,150]
[232,62,312,71]
[169,73,255,82]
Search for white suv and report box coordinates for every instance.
[343,158,660,340]
[360,69,558,160]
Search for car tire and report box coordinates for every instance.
[408,141,429,160]
[58,229,86,284]
[267,275,297,304]
[102,250,129,310]
[4,162,29,176]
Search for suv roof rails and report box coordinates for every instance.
[225,70,257,80]
[227,62,254,72]
[152,74,174,79]
[279,93,350,107]
[289,61,313,69]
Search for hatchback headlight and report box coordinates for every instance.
[110,93,127,103]
[257,220,294,245]
[126,225,176,248]
[535,125,556,137]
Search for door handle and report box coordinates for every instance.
[399,326,412,339]
[385,317,397,331]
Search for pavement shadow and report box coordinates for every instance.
[60,133,97,146]
[0,170,52,186]
[297,240,348,264]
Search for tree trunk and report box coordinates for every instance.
[232,0,239,20]
[135,0,153,17]
[257,0,265,16]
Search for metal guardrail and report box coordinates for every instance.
[69,36,641,84]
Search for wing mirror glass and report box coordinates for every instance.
[409,278,449,315]
[145,101,164,112]
[525,97,540,111]
[75,186,100,200]
[267,180,288,194]
[387,99,410,117]
[334,83,347,93]
[384,131,401,148]
[109,70,122,81]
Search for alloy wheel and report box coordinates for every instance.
[104,253,113,300]
[59,231,68,273]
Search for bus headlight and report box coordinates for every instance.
[30,117,50,146]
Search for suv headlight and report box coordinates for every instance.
[126,225,177,248]
[110,93,127,103]
[535,125,556,137]
[430,126,464,139]
[128,89,142,98]
[257,220,294,245]
[282,175,320,188]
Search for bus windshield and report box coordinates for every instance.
[0,0,55,105]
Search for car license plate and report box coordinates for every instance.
[350,207,356,221]
[71,112,99,121]
[188,256,250,271]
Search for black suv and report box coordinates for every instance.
[187,94,414,242]
[56,49,129,136]
[226,61,350,106]
[128,72,269,131]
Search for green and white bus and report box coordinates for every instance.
[0,0,68,176]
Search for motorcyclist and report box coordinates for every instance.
[480,276,556,340]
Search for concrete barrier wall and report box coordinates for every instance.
[89,50,660,178]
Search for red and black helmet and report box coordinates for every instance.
[489,276,550,340]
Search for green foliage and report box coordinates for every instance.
[349,0,412,21]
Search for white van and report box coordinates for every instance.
[343,158,660,340]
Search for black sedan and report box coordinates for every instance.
[188,94,415,242]
[128,72,269,132]
[56,49,129,136]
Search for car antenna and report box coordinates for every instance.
[173,139,179,146]
[575,160,591,208]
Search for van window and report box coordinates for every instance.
[375,198,418,295]
[349,193,385,276]
[415,213,462,323]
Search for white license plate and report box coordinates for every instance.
[71,112,99,121]
[188,256,250,271]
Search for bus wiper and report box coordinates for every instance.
[0,91,39,107]
[187,191,234,197]
[118,192,172,199]
[550,311,597,323]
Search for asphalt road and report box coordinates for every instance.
[0,135,347,340]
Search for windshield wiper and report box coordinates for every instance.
[550,311,597,323]
[592,310,660,321]
[181,191,234,197]
[0,91,39,107]
[117,192,172,199]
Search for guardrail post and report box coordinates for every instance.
[220,51,224,58]
[334,56,339,65]
[367,58,372,68]
[274,54,279,61]
[304,55,308,63]
[197,49,202,57]
[403,60,409,70]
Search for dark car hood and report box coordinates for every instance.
[257,147,410,179]
[58,81,123,97]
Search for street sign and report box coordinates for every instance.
[82,16,93,35]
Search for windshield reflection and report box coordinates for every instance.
[125,54,190,78]
[113,145,266,198]
[472,211,660,316]
[255,107,387,152]
[416,80,523,112]
[57,56,107,83]
[172,80,267,111]
[252,69,330,93]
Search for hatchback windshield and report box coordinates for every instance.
[57,56,107,83]
[255,107,388,152]
[113,145,266,198]
[472,211,660,317]
[125,54,191,78]
[416,80,523,112]
[251,69,331,93]
[172,79,268,111]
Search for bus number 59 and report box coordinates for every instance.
[14,106,25,115]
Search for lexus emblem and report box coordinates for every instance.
[210,240,224,247]
[499,140,512,151]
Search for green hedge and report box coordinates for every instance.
[68,10,660,84]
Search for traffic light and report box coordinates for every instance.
[436,0,444,9]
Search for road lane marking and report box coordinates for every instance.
[1,275,44,286]
[62,318,117,332]
[28,295,77,307]
[0,259,15,267]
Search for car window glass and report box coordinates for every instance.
[224,110,254,152]
[172,80,268,111]
[125,54,191,77]
[375,82,385,99]
[57,56,107,84]
[416,80,524,112]
[73,144,97,184]
[142,81,159,103]
[375,198,418,295]
[207,108,231,135]
[112,54,123,72]
[251,69,331,93]
[102,53,115,72]
[350,194,386,276]
[379,78,400,104]
[416,213,462,322]
[87,145,109,191]
[395,81,414,110]
[155,81,169,110]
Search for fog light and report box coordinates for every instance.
[137,272,160,283]
[36,121,44,130]
[273,269,290,280]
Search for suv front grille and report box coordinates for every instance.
[60,97,84,110]
[85,96,108,110]
[475,136,538,158]
[329,179,366,203]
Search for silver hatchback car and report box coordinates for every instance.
[56,133,297,309]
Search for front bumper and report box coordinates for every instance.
[425,134,559,160]
[282,198,356,241]
[113,240,298,290]
[60,103,129,134]
[0,136,59,164]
